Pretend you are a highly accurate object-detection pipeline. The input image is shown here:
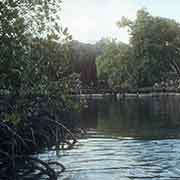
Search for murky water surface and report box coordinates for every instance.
[39,95,180,180]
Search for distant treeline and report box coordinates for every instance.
[71,9,180,90]
[70,40,101,87]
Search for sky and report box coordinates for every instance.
[61,0,180,44]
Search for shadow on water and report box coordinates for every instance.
[77,95,180,140]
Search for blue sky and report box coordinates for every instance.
[61,0,180,44]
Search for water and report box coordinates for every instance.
[39,95,180,180]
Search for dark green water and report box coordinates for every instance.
[39,95,180,180]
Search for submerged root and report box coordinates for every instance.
[19,156,58,180]
[48,161,65,174]
[0,156,66,180]
[0,119,77,179]
[0,96,79,179]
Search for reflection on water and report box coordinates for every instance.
[40,95,180,180]
[78,95,180,139]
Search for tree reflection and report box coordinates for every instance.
[77,95,180,139]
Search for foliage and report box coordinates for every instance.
[117,9,180,87]
[0,1,26,94]
[19,0,72,40]
[71,41,98,87]
[0,0,76,97]
[0,1,78,179]
[96,39,133,89]
[96,10,180,88]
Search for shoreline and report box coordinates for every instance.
[71,91,180,99]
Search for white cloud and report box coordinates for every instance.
[60,0,180,44]
[60,0,138,43]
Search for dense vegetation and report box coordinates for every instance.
[96,39,132,89]
[0,1,78,179]
[97,9,180,89]
[71,41,98,87]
